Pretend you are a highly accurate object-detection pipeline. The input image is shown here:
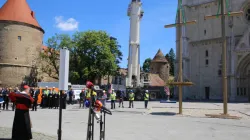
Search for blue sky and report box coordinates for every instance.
[0,0,177,68]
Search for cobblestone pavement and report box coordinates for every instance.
[0,101,250,140]
[0,127,57,140]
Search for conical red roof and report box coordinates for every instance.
[152,49,168,63]
[0,0,41,28]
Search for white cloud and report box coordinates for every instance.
[54,16,79,31]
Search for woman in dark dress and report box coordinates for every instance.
[9,85,34,140]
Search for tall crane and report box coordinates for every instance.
[127,0,144,87]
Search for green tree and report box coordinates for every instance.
[40,34,71,80]
[72,31,122,83]
[166,48,175,76]
[142,58,151,72]
[40,31,122,84]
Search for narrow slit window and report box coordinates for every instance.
[205,50,208,57]
[218,70,222,76]
[18,36,21,41]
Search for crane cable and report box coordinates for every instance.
[175,0,186,26]
[216,0,230,18]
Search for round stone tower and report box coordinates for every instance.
[0,0,44,87]
[150,49,170,82]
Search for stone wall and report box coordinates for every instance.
[0,22,43,87]
[159,63,169,82]
[150,62,170,82]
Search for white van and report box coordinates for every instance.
[73,90,81,101]
[66,90,81,104]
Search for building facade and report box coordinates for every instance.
[0,0,44,87]
[177,0,250,101]
[150,49,170,82]
[98,49,170,89]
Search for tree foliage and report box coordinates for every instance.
[40,31,123,84]
[165,48,175,76]
[40,34,70,80]
[142,58,152,72]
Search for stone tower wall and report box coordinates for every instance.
[158,63,169,82]
[150,62,170,82]
[0,22,43,87]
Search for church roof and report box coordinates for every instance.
[0,0,42,29]
[152,49,168,63]
[149,74,165,87]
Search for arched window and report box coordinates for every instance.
[245,7,250,21]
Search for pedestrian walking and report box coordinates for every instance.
[12,87,20,111]
[79,89,86,108]
[128,90,135,108]
[31,87,39,111]
[0,87,3,109]
[85,87,97,108]
[110,89,116,109]
[48,89,53,109]
[144,90,149,109]
[61,91,67,109]
[100,90,107,107]
[68,88,74,105]
[41,86,49,108]
[9,85,34,140]
[3,88,10,110]
[118,90,125,108]
[54,92,59,109]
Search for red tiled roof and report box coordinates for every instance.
[0,0,42,28]
[149,74,165,86]
[41,46,48,50]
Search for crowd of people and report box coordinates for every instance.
[1,85,151,113]
[0,84,151,140]
[79,88,150,109]
[0,87,21,111]
[0,86,67,111]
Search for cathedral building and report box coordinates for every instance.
[177,0,250,101]
[0,0,44,87]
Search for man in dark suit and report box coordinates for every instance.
[3,88,10,110]
[31,87,39,111]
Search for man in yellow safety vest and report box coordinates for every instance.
[144,90,149,109]
[110,89,116,109]
[128,90,134,108]
[86,88,97,108]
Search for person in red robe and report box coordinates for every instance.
[9,85,34,140]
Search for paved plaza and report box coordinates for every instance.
[0,101,250,140]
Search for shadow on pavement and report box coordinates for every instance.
[114,110,144,114]
[0,139,11,140]
[150,112,176,116]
